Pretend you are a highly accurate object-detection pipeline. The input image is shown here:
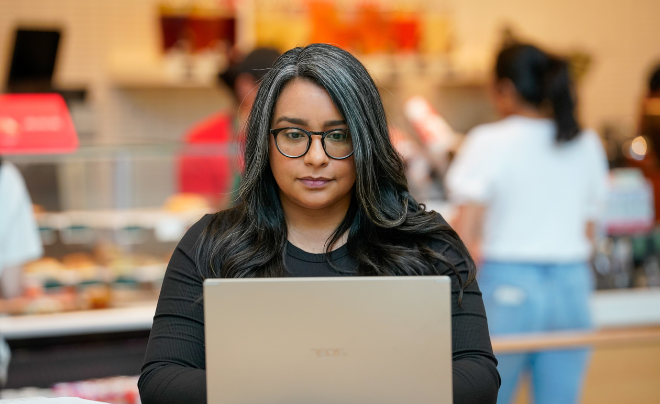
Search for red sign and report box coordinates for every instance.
[0,93,78,154]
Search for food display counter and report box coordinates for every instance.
[0,144,225,391]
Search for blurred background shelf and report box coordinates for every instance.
[109,67,219,90]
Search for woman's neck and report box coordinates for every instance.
[506,102,549,119]
[280,193,351,254]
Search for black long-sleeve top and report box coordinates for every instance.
[139,214,500,403]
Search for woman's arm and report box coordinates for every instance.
[435,235,500,403]
[451,203,487,265]
[138,215,213,404]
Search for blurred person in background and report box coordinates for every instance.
[0,158,44,386]
[628,64,660,221]
[177,48,281,209]
[446,43,609,404]
[638,64,660,142]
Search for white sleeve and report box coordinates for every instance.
[445,128,500,204]
[583,130,609,220]
[0,163,43,273]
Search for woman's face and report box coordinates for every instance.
[269,78,356,212]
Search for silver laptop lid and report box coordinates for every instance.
[204,276,453,404]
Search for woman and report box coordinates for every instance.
[446,44,609,404]
[139,43,499,404]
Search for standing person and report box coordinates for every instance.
[177,48,281,208]
[0,158,44,386]
[446,43,609,404]
[628,64,660,221]
[139,43,500,404]
[638,63,660,144]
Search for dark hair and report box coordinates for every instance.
[218,47,281,91]
[649,64,660,95]
[496,43,581,143]
[196,43,475,301]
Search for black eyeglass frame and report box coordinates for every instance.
[269,127,354,160]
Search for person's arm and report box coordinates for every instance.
[450,203,487,265]
[584,130,609,255]
[138,215,214,404]
[445,129,500,266]
[434,234,500,404]
[0,265,23,299]
[586,220,597,253]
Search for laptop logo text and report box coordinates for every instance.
[311,348,347,357]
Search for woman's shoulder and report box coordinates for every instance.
[407,208,464,262]
[457,119,517,160]
[177,207,241,257]
[467,116,530,138]
[428,212,468,263]
[406,209,474,284]
[576,128,604,150]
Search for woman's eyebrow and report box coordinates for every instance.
[274,116,307,125]
[323,119,347,127]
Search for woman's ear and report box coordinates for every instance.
[490,78,518,117]
[497,78,518,98]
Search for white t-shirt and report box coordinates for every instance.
[445,115,609,263]
[0,161,43,273]
[0,161,43,385]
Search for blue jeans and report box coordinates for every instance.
[479,261,594,404]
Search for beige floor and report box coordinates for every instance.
[512,340,660,404]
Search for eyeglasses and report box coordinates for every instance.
[270,127,354,160]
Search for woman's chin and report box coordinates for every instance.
[293,198,337,211]
[286,192,343,211]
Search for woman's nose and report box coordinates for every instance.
[304,135,329,166]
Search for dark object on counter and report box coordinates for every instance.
[593,237,635,289]
[6,28,60,93]
[5,27,87,103]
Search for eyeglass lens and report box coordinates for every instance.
[276,128,353,158]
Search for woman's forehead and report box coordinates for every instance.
[271,78,345,126]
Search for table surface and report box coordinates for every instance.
[1,288,659,340]
[0,398,107,403]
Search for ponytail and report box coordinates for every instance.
[496,44,581,143]
[545,58,580,142]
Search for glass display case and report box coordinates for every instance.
[1,141,239,316]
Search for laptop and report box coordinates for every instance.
[204,276,453,404]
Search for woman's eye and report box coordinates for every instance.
[285,130,305,140]
[327,131,348,142]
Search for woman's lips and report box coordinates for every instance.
[299,177,332,188]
